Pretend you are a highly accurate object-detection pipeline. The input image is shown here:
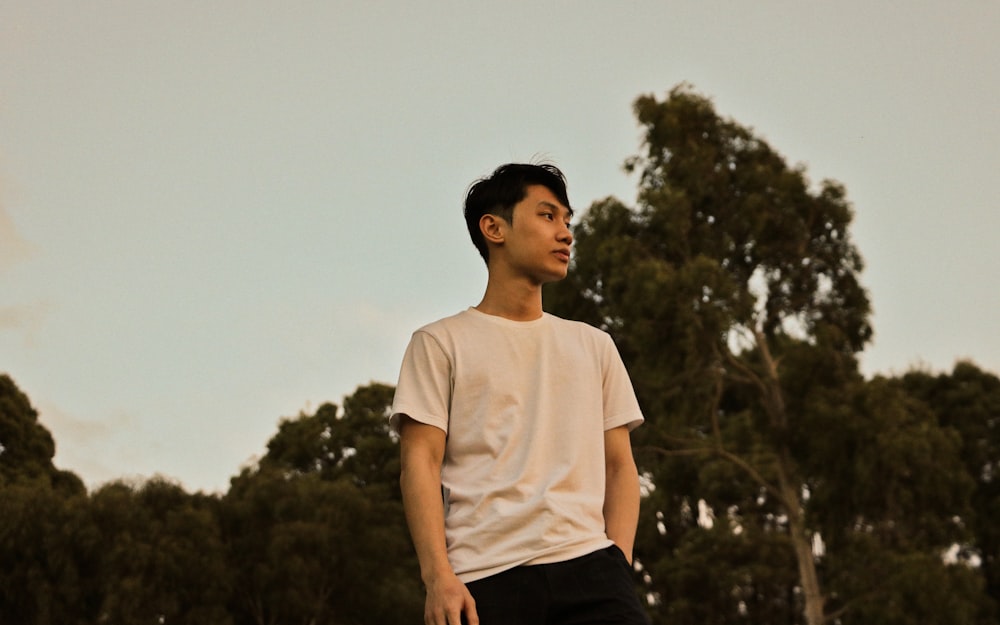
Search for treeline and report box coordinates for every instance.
[3,84,1000,624]
[3,368,998,625]
[0,377,423,624]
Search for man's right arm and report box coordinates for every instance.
[399,417,478,625]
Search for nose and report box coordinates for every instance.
[559,222,574,245]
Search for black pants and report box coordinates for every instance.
[464,546,651,625]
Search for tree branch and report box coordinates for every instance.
[642,444,786,507]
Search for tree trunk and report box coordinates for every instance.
[777,448,826,625]
[756,332,826,625]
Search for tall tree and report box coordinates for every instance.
[546,85,977,624]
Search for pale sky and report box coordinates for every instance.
[2,1,998,493]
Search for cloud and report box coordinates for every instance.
[0,197,46,343]
[0,300,52,345]
[36,401,143,488]
[0,205,33,273]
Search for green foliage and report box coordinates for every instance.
[657,527,800,625]
[225,470,374,624]
[829,547,989,625]
[0,479,95,625]
[0,375,90,623]
[86,478,233,625]
[896,361,1000,619]
[809,377,973,550]
[0,377,421,625]
[261,382,400,496]
[626,85,871,355]
[224,383,421,625]
[547,85,989,625]
[0,374,83,493]
[0,374,53,481]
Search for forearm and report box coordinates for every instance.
[398,420,478,625]
[604,456,641,562]
[400,457,453,583]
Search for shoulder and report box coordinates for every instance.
[413,309,478,336]
[544,313,613,343]
[406,309,488,358]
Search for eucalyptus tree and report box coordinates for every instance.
[546,85,976,624]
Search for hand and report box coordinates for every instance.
[424,571,478,625]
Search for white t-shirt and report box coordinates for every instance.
[390,308,643,583]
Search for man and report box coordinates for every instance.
[391,163,649,625]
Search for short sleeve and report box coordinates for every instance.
[600,334,644,432]
[389,330,453,433]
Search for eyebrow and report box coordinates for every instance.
[538,200,574,219]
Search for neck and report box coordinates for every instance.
[475,272,544,321]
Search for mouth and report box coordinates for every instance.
[553,250,571,263]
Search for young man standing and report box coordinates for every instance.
[391,163,650,625]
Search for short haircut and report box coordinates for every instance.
[463,163,572,264]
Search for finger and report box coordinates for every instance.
[464,604,480,625]
[426,605,444,625]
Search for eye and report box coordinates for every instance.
[541,212,554,221]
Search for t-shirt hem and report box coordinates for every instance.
[454,537,614,583]
[605,410,645,432]
[388,408,447,434]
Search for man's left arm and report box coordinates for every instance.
[603,424,641,564]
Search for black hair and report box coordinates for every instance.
[463,163,572,264]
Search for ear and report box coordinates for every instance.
[479,214,506,246]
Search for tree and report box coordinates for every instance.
[896,361,1000,620]
[222,383,421,625]
[810,375,984,624]
[0,373,83,493]
[260,382,401,497]
[546,85,979,624]
[0,375,92,624]
[0,374,422,625]
[0,479,99,625]
[87,478,233,625]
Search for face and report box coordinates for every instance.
[494,184,574,285]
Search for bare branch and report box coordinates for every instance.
[641,445,713,459]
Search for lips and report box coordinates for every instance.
[553,249,571,262]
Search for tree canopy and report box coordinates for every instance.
[0,377,421,625]
[546,85,994,625]
[0,373,83,494]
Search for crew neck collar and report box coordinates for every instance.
[467,306,548,327]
